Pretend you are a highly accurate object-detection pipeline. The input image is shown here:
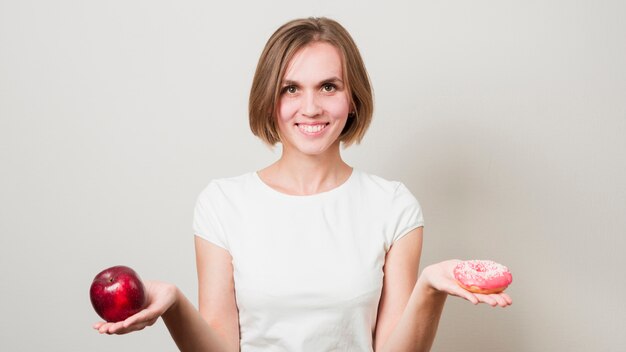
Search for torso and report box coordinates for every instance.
[193,170,424,351]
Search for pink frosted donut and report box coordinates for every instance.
[453,260,512,294]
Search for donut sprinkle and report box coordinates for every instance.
[453,260,512,294]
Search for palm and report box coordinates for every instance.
[93,280,177,335]
[423,260,512,307]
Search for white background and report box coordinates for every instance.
[1,0,625,351]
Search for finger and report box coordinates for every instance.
[147,317,159,327]
[106,321,126,335]
[475,293,498,307]
[122,311,146,328]
[500,292,513,305]
[124,318,149,332]
[123,308,158,329]
[121,311,159,333]
[98,322,112,334]
[449,285,479,304]
[490,294,508,307]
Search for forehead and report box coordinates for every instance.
[283,41,344,81]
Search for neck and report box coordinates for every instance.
[259,143,352,196]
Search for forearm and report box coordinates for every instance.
[378,272,447,352]
[162,287,236,352]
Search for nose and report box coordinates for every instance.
[301,91,322,118]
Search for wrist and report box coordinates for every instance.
[416,265,447,298]
[162,284,182,320]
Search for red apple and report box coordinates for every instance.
[89,265,147,322]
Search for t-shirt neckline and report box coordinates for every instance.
[252,169,357,199]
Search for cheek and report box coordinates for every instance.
[327,95,351,119]
[277,99,298,123]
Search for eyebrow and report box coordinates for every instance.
[281,77,344,86]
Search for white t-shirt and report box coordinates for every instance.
[193,170,424,351]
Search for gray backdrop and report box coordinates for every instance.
[1,0,625,351]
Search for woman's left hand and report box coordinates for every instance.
[419,260,513,308]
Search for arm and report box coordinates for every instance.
[376,264,448,352]
[374,229,512,352]
[158,236,239,351]
[93,283,232,352]
[194,235,240,351]
[374,227,423,350]
[92,237,240,352]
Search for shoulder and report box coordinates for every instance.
[201,172,256,192]
[197,172,258,202]
[352,170,412,198]
[351,171,423,248]
[352,170,421,216]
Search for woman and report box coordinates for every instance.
[94,17,512,351]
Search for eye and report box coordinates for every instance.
[282,85,298,94]
[321,83,336,93]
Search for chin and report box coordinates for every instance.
[281,133,342,157]
[305,144,341,157]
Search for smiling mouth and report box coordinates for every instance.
[296,123,329,134]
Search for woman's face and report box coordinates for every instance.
[276,41,351,157]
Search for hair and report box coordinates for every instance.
[249,17,373,146]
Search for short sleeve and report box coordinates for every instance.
[192,182,229,250]
[386,182,424,247]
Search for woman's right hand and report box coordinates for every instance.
[93,280,179,335]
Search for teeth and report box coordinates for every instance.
[299,124,325,133]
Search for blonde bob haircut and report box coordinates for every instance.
[249,17,373,146]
